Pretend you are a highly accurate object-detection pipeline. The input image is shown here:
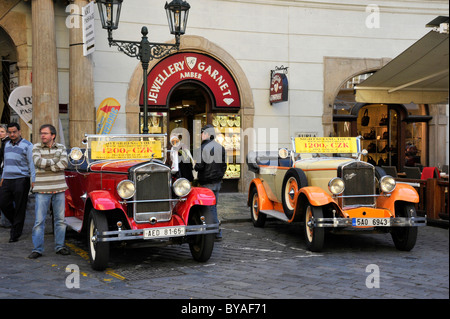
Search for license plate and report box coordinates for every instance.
[143,226,186,239]
[352,218,391,227]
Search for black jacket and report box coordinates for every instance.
[194,139,227,185]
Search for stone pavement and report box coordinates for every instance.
[217,192,250,223]
[0,192,448,301]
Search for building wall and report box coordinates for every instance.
[92,0,448,149]
[2,0,448,170]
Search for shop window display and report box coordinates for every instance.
[212,113,241,179]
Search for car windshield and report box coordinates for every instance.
[84,134,167,164]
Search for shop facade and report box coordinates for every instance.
[1,0,448,193]
[124,37,255,191]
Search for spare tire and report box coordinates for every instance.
[281,168,308,219]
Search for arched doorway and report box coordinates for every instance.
[126,36,254,192]
[0,27,18,124]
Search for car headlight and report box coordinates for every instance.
[173,178,191,197]
[69,147,84,161]
[380,175,396,193]
[328,177,345,195]
[117,180,136,199]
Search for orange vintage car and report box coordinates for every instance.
[247,137,426,252]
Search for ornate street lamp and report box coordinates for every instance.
[97,0,190,134]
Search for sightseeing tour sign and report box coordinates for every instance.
[295,137,359,154]
[140,52,240,108]
[90,140,163,160]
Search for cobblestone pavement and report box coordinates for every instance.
[0,193,448,303]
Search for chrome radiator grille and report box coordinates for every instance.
[131,162,171,223]
[340,162,375,207]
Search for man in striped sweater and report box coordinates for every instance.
[28,124,69,259]
[0,122,35,243]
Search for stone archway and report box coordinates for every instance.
[322,56,391,138]
[0,9,31,138]
[125,35,255,191]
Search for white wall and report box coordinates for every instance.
[89,0,448,148]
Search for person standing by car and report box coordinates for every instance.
[0,124,11,228]
[194,124,227,240]
[0,122,35,243]
[28,124,70,259]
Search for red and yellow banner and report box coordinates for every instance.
[295,137,358,153]
[96,97,121,134]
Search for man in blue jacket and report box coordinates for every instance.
[0,123,35,242]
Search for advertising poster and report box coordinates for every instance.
[96,97,121,134]
[8,85,33,128]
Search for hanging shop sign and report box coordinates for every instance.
[8,85,32,128]
[140,52,240,108]
[82,1,95,56]
[269,66,288,104]
[96,97,121,134]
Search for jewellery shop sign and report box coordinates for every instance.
[270,66,288,104]
[140,52,240,108]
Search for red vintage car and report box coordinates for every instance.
[65,134,219,270]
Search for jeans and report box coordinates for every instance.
[201,182,222,238]
[31,192,66,254]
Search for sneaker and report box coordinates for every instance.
[28,252,42,259]
[56,247,71,255]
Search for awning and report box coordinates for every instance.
[355,30,449,104]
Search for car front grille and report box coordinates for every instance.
[131,162,172,223]
[339,161,375,207]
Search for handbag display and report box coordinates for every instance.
[361,109,370,126]
[367,142,376,153]
[363,129,376,140]
[367,155,376,165]
[379,114,388,126]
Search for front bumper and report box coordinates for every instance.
[94,223,220,243]
[309,216,427,228]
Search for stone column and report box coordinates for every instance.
[31,0,59,142]
[69,0,95,147]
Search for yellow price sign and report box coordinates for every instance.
[91,140,162,160]
[295,137,358,153]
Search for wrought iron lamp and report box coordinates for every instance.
[97,0,191,134]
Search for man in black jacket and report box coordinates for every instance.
[194,124,227,240]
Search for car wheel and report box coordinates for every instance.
[189,206,215,262]
[391,203,418,251]
[87,209,110,271]
[282,168,307,219]
[250,187,266,227]
[303,202,325,252]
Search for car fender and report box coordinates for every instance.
[376,183,419,213]
[89,190,123,211]
[298,186,336,207]
[174,187,216,221]
[248,178,274,211]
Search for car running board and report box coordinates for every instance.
[260,210,290,222]
[65,217,83,232]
